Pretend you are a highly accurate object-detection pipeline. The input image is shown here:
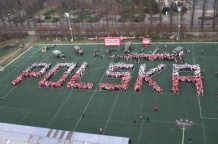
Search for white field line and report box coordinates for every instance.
[3,46,33,69]
[201,57,218,120]
[0,107,31,112]
[103,93,120,134]
[7,65,20,67]
[202,124,207,144]
[137,121,144,144]
[47,90,74,127]
[0,106,32,125]
[0,56,48,82]
[19,109,32,124]
[83,67,108,77]
[197,96,203,118]
[191,45,195,55]
[56,116,205,126]
[194,56,218,59]
[73,72,106,131]
[186,77,218,120]
[73,55,115,131]
[193,57,195,64]
[1,87,16,99]
[1,78,31,99]
[216,45,218,53]
[19,56,46,58]
[0,47,34,82]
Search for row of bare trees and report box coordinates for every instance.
[0,0,43,28]
[0,0,217,33]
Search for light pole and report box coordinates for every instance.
[64,12,74,42]
[177,7,182,41]
[176,119,193,144]
[8,14,12,28]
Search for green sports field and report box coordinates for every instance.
[0,43,218,144]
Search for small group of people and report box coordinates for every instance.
[171,64,203,95]
[99,74,131,91]
[117,52,183,62]
[134,64,165,93]
[93,51,99,57]
[38,63,77,88]
[67,62,94,90]
[12,63,51,86]
[108,62,134,72]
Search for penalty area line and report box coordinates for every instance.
[198,94,218,120]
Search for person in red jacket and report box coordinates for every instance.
[154,105,159,111]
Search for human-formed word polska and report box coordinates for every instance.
[11,62,203,95]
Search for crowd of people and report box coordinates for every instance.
[134,64,166,93]
[99,74,131,91]
[99,62,132,91]
[38,63,77,88]
[171,64,204,96]
[117,52,183,61]
[67,62,94,90]
[105,62,134,78]
[12,63,51,86]
[108,62,134,71]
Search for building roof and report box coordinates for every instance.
[0,122,129,144]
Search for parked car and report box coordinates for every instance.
[74,46,83,55]
[52,50,65,58]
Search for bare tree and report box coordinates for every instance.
[147,0,153,32]
[20,0,40,28]
[0,0,7,28]
[201,0,207,32]
[190,0,197,30]
[168,0,174,33]
[159,0,163,25]
[3,0,16,28]
[212,0,218,31]
[102,0,111,27]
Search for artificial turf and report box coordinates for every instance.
[0,43,218,144]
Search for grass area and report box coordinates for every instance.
[1,43,218,144]
[0,38,35,67]
[0,51,22,67]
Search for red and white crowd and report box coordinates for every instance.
[67,62,94,90]
[171,64,204,96]
[38,63,77,88]
[134,64,166,93]
[12,63,51,86]
[117,52,183,61]
[99,62,132,91]
[105,62,134,78]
